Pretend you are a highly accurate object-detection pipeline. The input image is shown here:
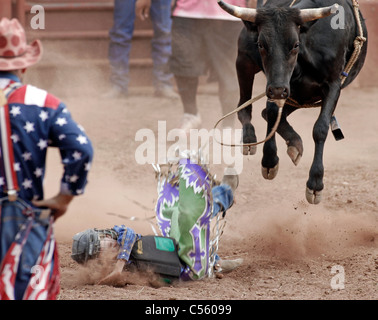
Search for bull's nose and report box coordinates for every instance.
[267,86,289,99]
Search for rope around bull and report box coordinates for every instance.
[213,0,366,148]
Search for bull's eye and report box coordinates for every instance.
[290,42,300,54]
[257,42,264,50]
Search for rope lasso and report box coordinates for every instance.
[212,93,284,148]
[340,0,366,86]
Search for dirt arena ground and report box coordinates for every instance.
[35,70,377,301]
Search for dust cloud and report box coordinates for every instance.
[226,199,377,260]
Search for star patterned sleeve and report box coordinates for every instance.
[48,102,94,196]
[112,225,139,261]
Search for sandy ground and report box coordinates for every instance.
[34,70,377,301]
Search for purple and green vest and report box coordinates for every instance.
[155,159,212,280]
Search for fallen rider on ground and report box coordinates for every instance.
[71,153,243,285]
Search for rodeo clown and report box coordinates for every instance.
[71,151,243,284]
[0,18,93,300]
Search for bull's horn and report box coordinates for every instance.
[299,3,339,22]
[217,0,257,22]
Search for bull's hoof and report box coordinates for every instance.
[242,144,257,155]
[287,146,302,166]
[261,163,279,180]
[305,187,322,204]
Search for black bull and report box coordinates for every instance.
[218,0,367,204]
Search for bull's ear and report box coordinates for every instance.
[298,20,317,33]
[299,3,339,22]
[243,20,258,32]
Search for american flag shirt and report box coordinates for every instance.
[0,72,93,204]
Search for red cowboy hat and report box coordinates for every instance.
[0,18,43,71]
